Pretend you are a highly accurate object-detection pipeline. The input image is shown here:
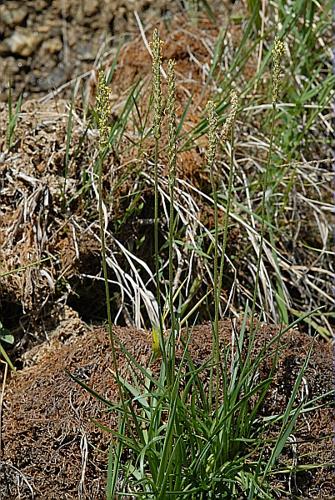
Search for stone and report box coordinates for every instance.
[41,37,63,55]
[4,30,42,57]
[83,0,99,17]
[0,5,28,28]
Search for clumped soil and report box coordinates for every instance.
[0,2,333,499]
[0,313,333,499]
[0,0,194,102]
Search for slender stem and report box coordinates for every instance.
[251,37,284,331]
[98,149,124,407]
[151,29,164,359]
[211,162,220,410]
[62,95,74,211]
[250,103,276,329]
[218,126,235,409]
[95,69,125,407]
[218,130,235,304]
[206,100,219,409]
[154,138,164,338]
[167,60,177,384]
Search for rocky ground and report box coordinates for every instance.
[0,0,193,101]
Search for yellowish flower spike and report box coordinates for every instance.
[96,70,111,148]
[221,90,239,143]
[151,29,164,140]
[272,37,285,104]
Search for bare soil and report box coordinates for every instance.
[0,0,193,101]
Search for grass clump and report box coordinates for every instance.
[0,5,333,496]
[75,14,334,498]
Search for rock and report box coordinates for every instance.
[4,29,42,57]
[37,63,70,91]
[83,0,100,17]
[77,41,98,61]
[33,0,48,12]
[41,37,63,55]
[0,5,28,28]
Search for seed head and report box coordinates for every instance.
[221,91,239,142]
[272,37,285,104]
[151,29,164,140]
[96,70,111,148]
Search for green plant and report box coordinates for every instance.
[166,58,178,382]
[0,321,14,370]
[5,85,22,151]
[61,92,74,210]
[85,307,331,499]
[206,99,219,408]
[151,29,165,353]
[95,69,124,407]
[250,37,285,329]
[68,3,334,497]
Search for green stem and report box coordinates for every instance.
[209,153,220,410]
[154,138,164,344]
[219,130,235,306]
[168,157,176,385]
[98,150,124,407]
[218,127,235,405]
[250,103,276,330]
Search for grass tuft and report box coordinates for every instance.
[79,12,334,496]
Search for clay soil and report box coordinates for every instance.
[0,0,334,499]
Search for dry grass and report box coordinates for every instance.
[1,7,334,343]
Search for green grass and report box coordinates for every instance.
[73,2,334,497]
[5,85,22,151]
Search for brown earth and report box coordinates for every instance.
[0,312,334,499]
[0,0,182,101]
[0,0,240,102]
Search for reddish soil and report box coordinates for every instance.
[1,314,333,498]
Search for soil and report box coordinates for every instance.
[0,0,333,499]
[0,0,183,102]
[1,313,334,499]
[0,0,242,103]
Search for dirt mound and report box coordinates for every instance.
[0,315,333,499]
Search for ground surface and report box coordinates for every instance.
[0,0,195,101]
[0,312,334,499]
[0,0,334,499]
